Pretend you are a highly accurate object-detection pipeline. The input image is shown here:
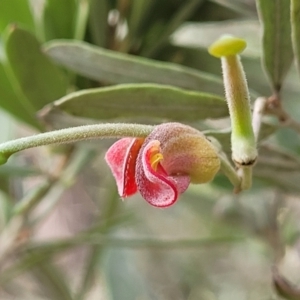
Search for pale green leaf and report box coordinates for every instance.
[0,0,34,33]
[4,26,67,110]
[31,263,73,300]
[291,0,300,77]
[44,40,225,95]
[0,61,41,128]
[211,0,257,17]
[256,0,294,92]
[142,0,205,57]
[42,0,76,40]
[51,84,228,121]
[88,0,111,47]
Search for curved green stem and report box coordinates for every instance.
[208,136,241,192]
[0,123,154,165]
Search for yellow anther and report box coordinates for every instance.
[150,152,163,171]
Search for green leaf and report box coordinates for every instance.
[0,0,34,33]
[103,249,148,300]
[4,25,67,110]
[44,40,225,95]
[42,0,77,40]
[209,0,257,17]
[31,262,73,300]
[291,0,300,77]
[256,0,294,92]
[74,0,90,40]
[142,0,205,57]
[51,84,228,121]
[0,61,40,128]
[0,191,12,229]
[0,164,40,177]
[257,144,300,171]
[88,0,110,47]
[127,0,152,40]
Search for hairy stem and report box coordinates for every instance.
[0,123,154,164]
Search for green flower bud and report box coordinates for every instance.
[209,35,257,167]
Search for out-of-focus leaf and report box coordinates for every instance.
[0,0,34,33]
[74,0,90,40]
[172,20,261,58]
[103,249,148,300]
[275,127,300,154]
[256,0,294,92]
[0,191,12,230]
[4,26,67,110]
[76,181,120,300]
[254,165,300,193]
[291,0,300,77]
[257,144,300,171]
[0,164,40,177]
[88,0,110,47]
[192,1,243,21]
[127,0,152,41]
[39,106,97,129]
[42,0,76,40]
[142,0,205,57]
[210,0,257,17]
[51,84,228,121]
[44,40,225,95]
[0,61,40,128]
[32,263,73,300]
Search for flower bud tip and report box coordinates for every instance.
[208,35,247,58]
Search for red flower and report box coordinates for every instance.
[105,123,220,207]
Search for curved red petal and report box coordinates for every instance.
[105,138,144,197]
[136,140,190,207]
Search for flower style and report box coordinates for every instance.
[105,123,220,207]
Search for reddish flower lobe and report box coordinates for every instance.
[105,138,144,197]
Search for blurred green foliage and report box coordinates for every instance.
[1,0,300,299]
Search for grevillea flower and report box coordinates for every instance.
[105,123,220,207]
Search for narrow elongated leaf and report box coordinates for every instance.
[211,0,257,16]
[256,0,293,92]
[0,165,40,177]
[0,62,40,128]
[142,0,205,57]
[32,263,73,300]
[43,0,76,40]
[0,0,34,33]
[0,191,12,229]
[88,0,110,47]
[52,84,228,121]
[291,0,300,76]
[44,40,225,95]
[4,26,67,110]
[127,0,152,39]
[74,0,90,40]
